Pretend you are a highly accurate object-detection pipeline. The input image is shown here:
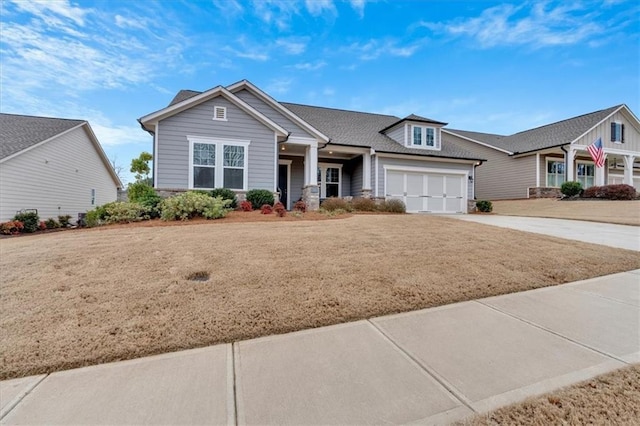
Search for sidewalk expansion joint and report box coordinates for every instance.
[230,343,239,426]
[473,300,631,365]
[0,374,48,421]
[366,319,476,413]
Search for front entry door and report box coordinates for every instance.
[278,163,289,209]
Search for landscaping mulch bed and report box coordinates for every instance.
[1,214,639,380]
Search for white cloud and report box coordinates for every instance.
[266,78,293,95]
[212,0,244,15]
[346,39,421,60]
[420,2,605,49]
[276,38,308,55]
[251,0,300,30]
[305,0,335,16]
[293,61,327,70]
[10,0,88,26]
[349,0,367,18]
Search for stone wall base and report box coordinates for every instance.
[302,185,320,210]
[467,200,477,213]
[528,187,562,198]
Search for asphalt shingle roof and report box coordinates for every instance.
[448,105,622,154]
[0,113,86,160]
[281,103,482,160]
[169,90,201,106]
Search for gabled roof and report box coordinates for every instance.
[139,86,289,137]
[447,105,626,155]
[0,113,122,187]
[0,113,85,160]
[281,103,483,161]
[379,113,448,134]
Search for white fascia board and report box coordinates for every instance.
[376,152,481,165]
[442,129,512,155]
[226,80,330,142]
[139,86,288,137]
[82,122,124,188]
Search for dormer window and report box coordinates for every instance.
[410,125,439,149]
[213,106,227,121]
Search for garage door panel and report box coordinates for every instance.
[427,197,444,212]
[427,175,444,196]
[386,172,404,196]
[406,173,424,196]
[445,175,463,198]
[406,197,424,212]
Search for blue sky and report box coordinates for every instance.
[1,0,638,184]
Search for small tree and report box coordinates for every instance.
[130,152,152,182]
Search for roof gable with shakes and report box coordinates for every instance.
[0,113,86,160]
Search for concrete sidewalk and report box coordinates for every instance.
[450,215,640,251]
[2,270,639,425]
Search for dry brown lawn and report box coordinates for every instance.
[491,199,640,226]
[1,215,639,380]
[464,364,640,425]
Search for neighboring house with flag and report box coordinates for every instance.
[444,104,640,199]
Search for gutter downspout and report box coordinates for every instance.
[473,160,485,201]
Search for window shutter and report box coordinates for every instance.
[621,124,625,143]
[611,122,616,141]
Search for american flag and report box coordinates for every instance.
[587,137,605,168]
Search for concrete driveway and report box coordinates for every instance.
[451,215,640,251]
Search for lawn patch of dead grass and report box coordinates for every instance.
[490,199,640,226]
[1,215,639,379]
[463,364,640,425]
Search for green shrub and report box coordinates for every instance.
[561,181,582,197]
[320,197,352,212]
[14,211,39,233]
[350,197,377,212]
[245,189,274,210]
[476,200,493,212]
[582,184,636,200]
[160,191,231,221]
[103,202,149,224]
[85,209,101,227]
[137,193,163,219]
[210,188,237,209]
[45,218,60,229]
[379,199,406,213]
[58,215,72,227]
[127,181,156,203]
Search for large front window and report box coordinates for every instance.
[318,163,341,198]
[410,126,438,149]
[189,137,249,190]
[546,160,565,187]
[576,162,595,188]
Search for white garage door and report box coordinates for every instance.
[386,170,466,213]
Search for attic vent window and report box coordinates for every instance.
[213,106,227,121]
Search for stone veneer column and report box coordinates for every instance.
[303,185,320,210]
[360,189,372,199]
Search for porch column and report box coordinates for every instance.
[302,142,319,210]
[595,153,608,186]
[361,151,372,198]
[623,155,635,186]
[566,147,577,182]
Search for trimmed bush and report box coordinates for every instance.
[137,193,163,219]
[379,199,406,213]
[476,200,493,213]
[320,197,352,212]
[582,184,636,200]
[103,202,149,224]
[350,197,377,212]
[239,200,253,212]
[274,202,286,217]
[210,188,238,209]
[160,191,231,221]
[1,220,24,235]
[561,181,582,197]
[38,221,47,231]
[45,218,60,229]
[14,211,39,233]
[246,189,274,210]
[260,204,273,214]
[293,200,307,213]
[58,215,72,227]
[127,182,156,203]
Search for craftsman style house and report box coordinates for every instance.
[139,80,485,213]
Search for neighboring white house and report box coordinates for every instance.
[0,113,122,222]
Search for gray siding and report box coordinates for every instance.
[351,157,363,196]
[444,133,537,200]
[374,155,474,200]
[0,126,118,221]
[234,89,316,139]
[281,155,304,203]
[386,124,406,145]
[156,96,276,191]
[576,109,640,152]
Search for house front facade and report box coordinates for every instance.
[138,80,484,213]
[0,114,122,222]
[444,105,640,200]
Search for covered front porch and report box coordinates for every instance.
[528,145,640,198]
[277,138,373,209]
